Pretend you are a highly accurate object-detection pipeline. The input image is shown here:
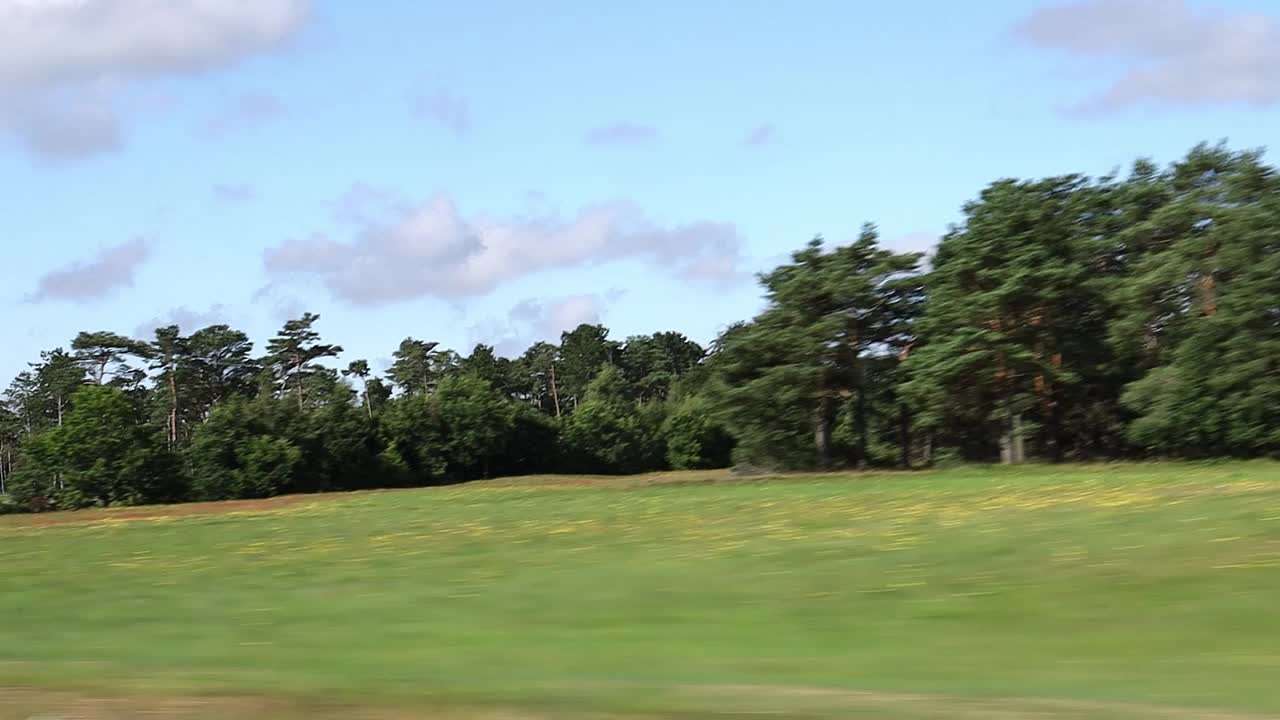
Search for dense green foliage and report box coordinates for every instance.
[2,464,1279,718]
[2,143,1278,510]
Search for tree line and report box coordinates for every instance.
[2,143,1277,511]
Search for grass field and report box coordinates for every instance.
[2,463,1280,719]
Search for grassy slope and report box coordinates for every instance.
[2,463,1279,719]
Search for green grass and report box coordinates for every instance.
[2,463,1280,719]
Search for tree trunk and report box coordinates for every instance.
[294,355,305,410]
[898,404,911,469]
[1042,393,1060,463]
[855,386,869,469]
[550,364,562,418]
[1012,412,1026,464]
[168,371,179,449]
[814,398,832,470]
[1199,273,1217,316]
[1000,400,1025,465]
[1035,351,1063,463]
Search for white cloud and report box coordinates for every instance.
[585,122,658,145]
[884,231,938,255]
[134,304,232,337]
[472,294,616,357]
[265,188,746,305]
[28,238,151,303]
[213,182,257,203]
[1016,0,1280,112]
[7,84,122,159]
[407,84,469,136]
[512,295,603,337]
[202,91,288,138]
[0,0,309,89]
[742,123,775,146]
[0,0,310,157]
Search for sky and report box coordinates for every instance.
[4,0,1280,381]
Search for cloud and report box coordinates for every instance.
[250,283,311,324]
[28,238,150,303]
[0,0,309,88]
[511,295,603,337]
[1016,0,1280,112]
[407,84,469,136]
[203,91,288,138]
[265,188,745,305]
[6,85,122,160]
[134,304,231,337]
[742,123,775,146]
[884,231,938,255]
[213,182,257,203]
[884,231,939,270]
[0,0,309,157]
[473,294,617,357]
[585,122,658,145]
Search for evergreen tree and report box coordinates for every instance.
[715,227,923,468]
[389,338,442,397]
[905,176,1114,463]
[265,314,342,408]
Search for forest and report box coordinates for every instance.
[2,142,1277,512]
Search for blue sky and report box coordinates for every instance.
[4,0,1280,381]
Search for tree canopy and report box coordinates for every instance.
[3,143,1277,512]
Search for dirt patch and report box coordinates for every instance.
[0,467,902,531]
[0,494,323,529]
[4,686,1275,720]
[690,684,1280,719]
[0,688,564,720]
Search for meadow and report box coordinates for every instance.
[2,462,1279,719]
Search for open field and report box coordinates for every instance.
[3,463,1280,719]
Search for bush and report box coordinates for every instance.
[662,397,734,470]
[190,399,302,500]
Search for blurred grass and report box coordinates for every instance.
[2,462,1279,718]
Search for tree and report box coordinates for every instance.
[561,366,665,474]
[31,349,85,429]
[1112,145,1280,456]
[365,376,393,416]
[433,374,515,480]
[458,344,517,396]
[0,404,20,494]
[662,395,734,470]
[3,372,40,435]
[343,359,374,418]
[558,324,618,412]
[265,314,342,409]
[517,341,562,416]
[189,397,301,500]
[149,326,189,448]
[71,331,148,386]
[714,228,923,469]
[11,385,183,509]
[490,403,560,477]
[5,141,1279,512]
[905,176,1113,463]
[620,332,705,401]
[388,338,442,397]
[187,324,258,414]
[296,379,388,492]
